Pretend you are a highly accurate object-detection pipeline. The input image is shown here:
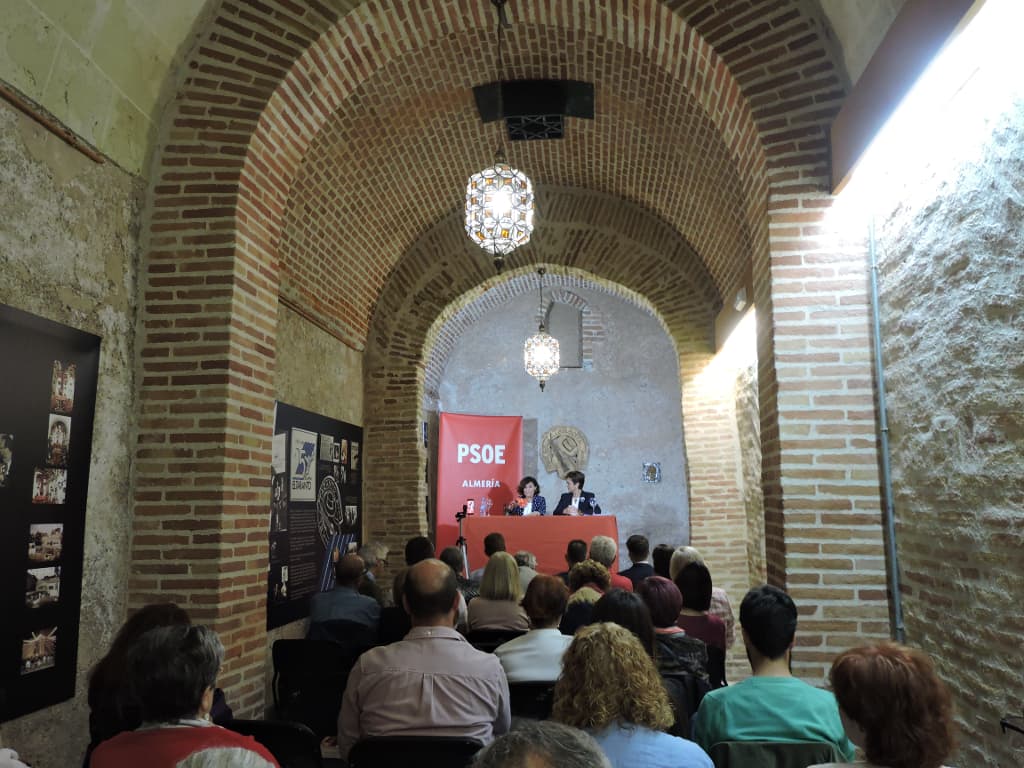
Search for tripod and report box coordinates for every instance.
[455,508,470,576]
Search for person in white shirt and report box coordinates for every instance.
[494,575,572,682]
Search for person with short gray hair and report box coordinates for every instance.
[90,625,279,767]
[514,550,538,593]
[589,536,633,592]
[472,720,612,768]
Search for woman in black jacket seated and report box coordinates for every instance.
[636,576,710,686]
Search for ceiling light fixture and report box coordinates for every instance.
[465,0,534,272]
[523,268,559,391]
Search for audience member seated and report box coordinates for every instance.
[86,603,233,763]
[468,552,530,632]
[652,543,675,579]
[471,720,612,768]
[91,625,278,768]
[637,576,709,684]
[470,532,507,582]
[553,623,713,768]
[619,534,655,590]
[555,539,588,585]
[440,545,480,603]
[674,563,727,657]
[357,541,389,605]
[809,641,957,768]
[494,575,572,682]
[377,568,412,645]
[589,536,633,592]
[670,546,735,649]
[559,559,611,635]
[514,550,539,594]
[405,535,435,566]
[590,589,657,658]
[308,554,381,639]
[337,558,510,759]
[692,585,854,761]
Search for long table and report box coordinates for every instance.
[462,515,620,576]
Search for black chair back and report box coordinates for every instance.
[347,735,482,768]
[465,629,526,652]
[707,644,728,688]
[306,619,378,655]
[708,740,841,768]
[227,718,323,768]
[661,671,707,737]
[272,639,361,738]
[508,681,555,719]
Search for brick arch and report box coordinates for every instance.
[421,267,668,404]
[133,0,852,711]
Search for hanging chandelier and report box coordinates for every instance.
[523,268,559,391]
[465,0,534,271]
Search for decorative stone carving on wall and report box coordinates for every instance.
[541,426,590,479]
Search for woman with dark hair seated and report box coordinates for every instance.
[674,563,727,687]
[509,476,547,515]
[90,625,279,768]
[559,559,611,635]
[810,641,957,768]
[552,623,712,768]
[494,575,572,681]
[589,589,657,658]
[85,603,233,763]
[636,576,709,684]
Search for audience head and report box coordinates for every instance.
[483,532,507,557]
[626,534,650,563]
[565,539,588,567]
[590,589,656,658]
[404,535,434,566]
[675,561,713,612]
[564,470,585,491]
[522,575,569,629]
[358,542,388,573]
[514,550,538,570]
[829,642,955,768]
[636,576,683,629]
[471,720,611,768]
[333,554,365,587]
[651,543,674,578]
[553,622,674,732]
[567,559,611,593]
[126,625,224,722]
[101,602,191,665]
[480,551,522,602]
[739,584,797,662]
[669,545,703,581]
[588,536,617,569]
[439,546,465,576]
[403,559,458,623]
[392,567,409,612]
[516,476,541,497]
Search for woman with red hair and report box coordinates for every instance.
[811,641,957,768]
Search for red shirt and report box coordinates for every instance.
[676,612,727,651]
[91,722,279,768]
[609,572,634,592]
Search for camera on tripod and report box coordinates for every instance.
[455,502,475,521]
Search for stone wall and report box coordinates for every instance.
[876,94,1024,768]
[0,101,142,767]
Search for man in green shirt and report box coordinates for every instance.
[693,585,855,761]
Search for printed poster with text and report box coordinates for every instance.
[436,412,522,552]
[267,402,363,629]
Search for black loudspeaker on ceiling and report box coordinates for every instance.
[473,79,595,140]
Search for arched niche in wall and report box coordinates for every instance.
[423,271,690,555]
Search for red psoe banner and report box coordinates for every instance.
[436,412,523,552]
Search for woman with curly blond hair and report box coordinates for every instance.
[810,641,957,768]
[552,623,712,768]
[467,551,529,631]
[559,559,611,635]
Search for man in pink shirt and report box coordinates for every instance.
[337,558,510,760]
